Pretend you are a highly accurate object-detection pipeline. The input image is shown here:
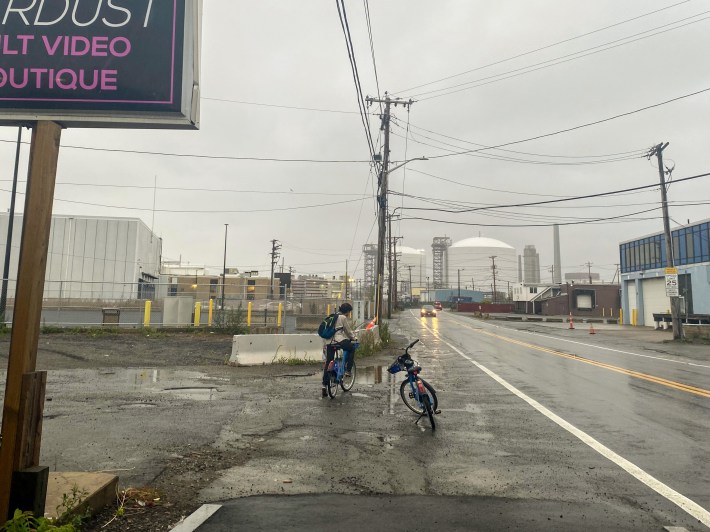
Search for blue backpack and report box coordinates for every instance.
[317,313,340,339]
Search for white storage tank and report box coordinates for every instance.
[448,237,517,295]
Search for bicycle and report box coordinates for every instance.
[325,341,359,399]
[387,339,439,430]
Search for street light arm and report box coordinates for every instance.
[386,156,427,175]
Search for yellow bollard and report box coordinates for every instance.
[208,299,214,326]
[143,300,151,327]
[194,302,201,327]
[278,303,283,327]
[632,308,637,326]
[247,302,252,326]
[619,308,623,324]
[327,304,330,316]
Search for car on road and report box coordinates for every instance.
[434,301,443,311]
[421,304,437,317]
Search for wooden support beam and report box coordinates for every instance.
[16,372,48,471]
[0,121,62,520]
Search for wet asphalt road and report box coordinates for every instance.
[192,311,710,531]
[2,313,709,530]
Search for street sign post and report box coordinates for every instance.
[665,267,679,298]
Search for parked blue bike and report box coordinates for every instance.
[326,341,359,399]
[388,339,439,430]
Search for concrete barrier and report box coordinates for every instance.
[230,334,324,366]
[230,325,381,366]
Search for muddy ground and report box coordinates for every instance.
[0,330,397,531]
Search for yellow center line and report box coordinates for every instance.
[454,320,710,399]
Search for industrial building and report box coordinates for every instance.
[397,246,426,301]
[523,245,541,283]
[620,219,710,326]
[0,213,161,302]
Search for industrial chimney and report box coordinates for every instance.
[553,224,562,284]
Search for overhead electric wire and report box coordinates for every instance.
[399,170,710,214]
[399,120,647,160]
[0,138,372,164]
[410,11,710,100]
[423,86,710,160]
[395,0,691,94]
[336,0,378,162]
[0,188,368,214]
[392,128,642,166]
[363,0,382,107]
[201,97,359,114]
[401,206,662,228]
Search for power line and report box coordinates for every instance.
[424,86,710,160]
[401,206,662,228]
[395,0,692,94]
[0,138,372,164]
[392,128,643,166]
[201,97,359,114]
[401,6,704,100]
[400,170,710,213]
[336,0,377,161]
[413,12,710,101]
[399,120,647,160]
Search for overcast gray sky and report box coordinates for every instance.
[1,0,709,284]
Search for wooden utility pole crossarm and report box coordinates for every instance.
[0,121,62,519]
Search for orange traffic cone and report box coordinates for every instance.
[569,313,575,330]
[589,324,596,335]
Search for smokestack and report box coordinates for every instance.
[518,255,522,282]
[553,225,562,284]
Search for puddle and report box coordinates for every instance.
[161,386,219,401]
[119,402,158,409]
[355,366,391,385]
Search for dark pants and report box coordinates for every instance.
[322,340,355,386]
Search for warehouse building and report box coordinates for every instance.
[619,219,710,326]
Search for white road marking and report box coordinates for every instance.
[169,504,222,532]
[414,317,710,528]
[444,312,710,370]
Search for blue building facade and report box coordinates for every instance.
[619,219,710,326]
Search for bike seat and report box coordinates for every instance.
[407,365,422,373]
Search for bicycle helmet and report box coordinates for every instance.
[339,302,353,314]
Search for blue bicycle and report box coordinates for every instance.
[326,341,359,399]
[388,339,439,430]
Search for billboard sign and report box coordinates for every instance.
[0,0,201,129]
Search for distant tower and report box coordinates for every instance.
[363,244,378,296]
[431,237,452,289]
[523,245,540,283]
[553,225,562,284]
[518,255,522,282]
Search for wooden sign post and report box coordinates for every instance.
[0,121,62,519]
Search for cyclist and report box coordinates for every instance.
[321,302,357,398]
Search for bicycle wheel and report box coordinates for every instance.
[327,369,338,398]
[399,378,438,414]
[422,394,436,430]
[340,360,356,391]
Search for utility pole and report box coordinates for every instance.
[0,127,23,325]
[612,264,620,284]
[221,224,228,311]
[585,262,593,284]
[490,256,498,303]
[269,239,281,300]
[648,142,682,340]
[548,265,555,284]
[388,236,402,318]
[405,265,414,303]
[365,93,415,323]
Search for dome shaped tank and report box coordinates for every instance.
[448,237,516,297]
